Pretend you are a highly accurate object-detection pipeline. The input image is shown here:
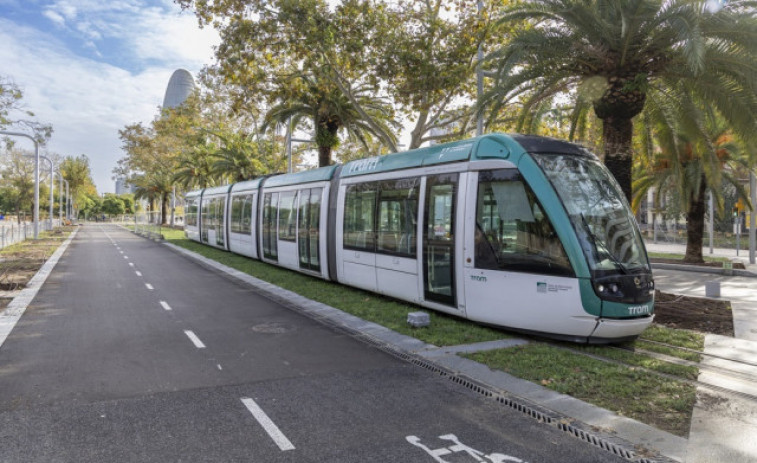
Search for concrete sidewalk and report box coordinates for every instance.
[649,241,757,462]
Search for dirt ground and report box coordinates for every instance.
[654,290,734,336]
[0,231,736,337]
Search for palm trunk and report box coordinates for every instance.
[684,174,707,263]
[317,145,331,168]
[602,115,634,203]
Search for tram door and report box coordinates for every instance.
[298,188,322,272]
[423,174,458,306]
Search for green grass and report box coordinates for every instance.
[634,324,704,362]
[162,228,506,347]
[466,344,696,437]
[575,344,699,379]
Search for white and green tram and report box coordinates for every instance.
[185,134,654,343]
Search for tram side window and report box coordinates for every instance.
[231,194,253,234]
[475,169,573,276]
[186,200,197,227]
[377,177,419,257]
[343,183,376,251]
[262,192,279,259]
[278,191,297,242]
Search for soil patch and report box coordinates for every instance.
[654,290,734,336]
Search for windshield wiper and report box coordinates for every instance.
[580,213,628,274]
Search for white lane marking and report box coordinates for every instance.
[241,398,295,451]
[129,262,134,267]
[159,301,172,311]
[145,283,153,290]
[217,364,223,371]
[135,271,142,277]
[119,250,123,254]
[184,330,206,349]
[123,256,128,259]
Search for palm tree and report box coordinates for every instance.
[633,93,751,263]
[174,142,219,190]
[484,0,757,201]
[133,170,174,225]
[263,72,398,167]
[208,131,266,183]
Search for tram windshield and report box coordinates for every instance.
[532,153,649,275]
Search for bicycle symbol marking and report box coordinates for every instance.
[406,434,526,463]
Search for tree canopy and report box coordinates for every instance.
[482,0,757,201]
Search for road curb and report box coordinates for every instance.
[0,227,79,350]
[652,263,757,278]
[162,241,685,463]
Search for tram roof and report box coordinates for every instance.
[263,165,339,188]
[339,133,592,178]
[202,184,233,197]
[230,177,264,193]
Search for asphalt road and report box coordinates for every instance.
[0,224,627,462]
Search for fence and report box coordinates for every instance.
[0,219,62,250]
[642,220,756,257]
[134,211,164,240]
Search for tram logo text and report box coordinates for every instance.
[628,304,650,315]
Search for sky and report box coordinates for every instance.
[0,0,220,193]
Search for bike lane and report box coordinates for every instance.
[0,224,627,462]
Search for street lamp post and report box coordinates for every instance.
[23,154,54,231]
[0,130,40,239]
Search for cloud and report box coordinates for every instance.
[42,9,66,26]
[0,9,218,193]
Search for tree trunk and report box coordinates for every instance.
[317,145,331,168]
[601,115,634,203]
[684,174,707,263]
[161,194,169,225]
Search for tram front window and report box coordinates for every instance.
[475,169,573,276]
[532,153,649,276]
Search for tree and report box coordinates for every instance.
[483,0,757,202]
[60,155,97,218]
[102,194,126,217]
[633,92,752,263]
[174,141,219,190]
[179,0,404,164]
[0,148,36,223]
[1,75,53,141]
[208,130,265,183]
[263,71,397,166]
[372,0,489,148]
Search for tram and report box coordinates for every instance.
[185,133,655,343]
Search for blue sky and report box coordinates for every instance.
[0,0,219,192]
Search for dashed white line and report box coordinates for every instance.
[184,330,206,349]
[135,271,142,277]
[123,256,128,259]
[159,301,172,311]
[217,364,223,371]
[145,283,153,290]
[241,398,295,451]
[128,262,134,267]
